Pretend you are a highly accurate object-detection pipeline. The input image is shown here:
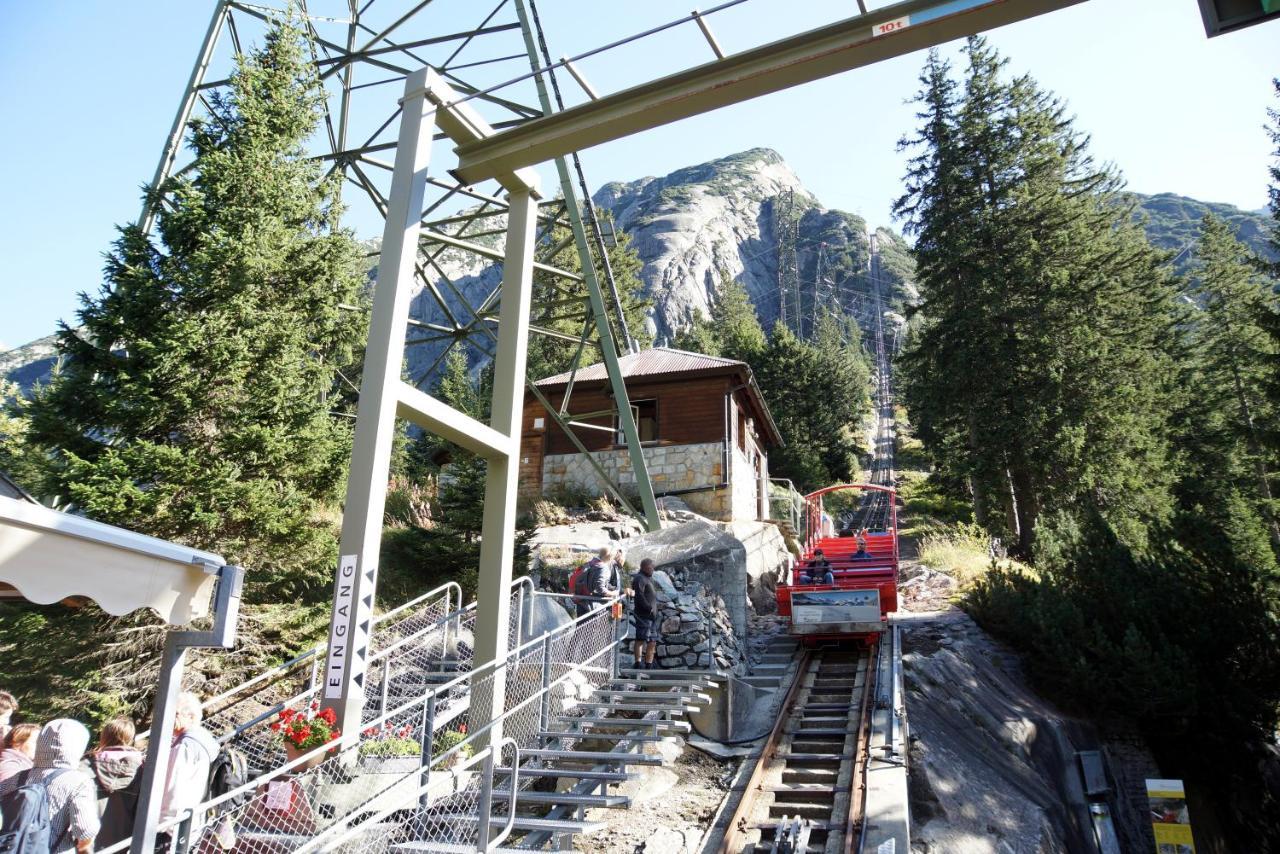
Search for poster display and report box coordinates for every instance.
[1146,779,1196,854]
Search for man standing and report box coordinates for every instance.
[159,692,219,850]
[585,546,619,611]
[575,547,613,618]
[631,559,660,670]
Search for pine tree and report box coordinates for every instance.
[674,275,766,361]
[896,37,1180,555]
[1179,215,1279,553]
[25,21,366,593]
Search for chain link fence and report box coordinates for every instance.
[132,597,622,854]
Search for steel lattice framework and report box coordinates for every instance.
[149,0,1092,801]
[143,0,662,526]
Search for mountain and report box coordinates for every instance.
[0,332,63,395]
[594,148,915,342]
[1128,191,1274,272]
[8,153,1276,391]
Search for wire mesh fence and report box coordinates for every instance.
[141,597,621,854]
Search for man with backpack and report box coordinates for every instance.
[157,693,219,851]
[572,547,614,618]
[0,718,99,854]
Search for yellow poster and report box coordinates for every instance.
[1147,778,1196,854]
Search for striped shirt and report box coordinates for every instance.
[0,767,100,852]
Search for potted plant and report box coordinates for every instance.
[358,723,422,774]
[271,702,340,771]
[430,727,473,770]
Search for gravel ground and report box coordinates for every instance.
[575,746,736,854]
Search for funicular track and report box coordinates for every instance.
[719,649,874,854]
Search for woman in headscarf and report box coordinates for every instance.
[0,718,99,853]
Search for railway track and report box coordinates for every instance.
[719,649,875,854]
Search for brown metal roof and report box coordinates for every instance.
[532,347,784,447]
[534,347,744,386]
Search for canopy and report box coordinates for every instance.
[0,494,224,625]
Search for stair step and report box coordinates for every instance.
[435,814,606,835]
[779,752,853,763]
[552,716,691,733]
[786,728,851,737]
[571,702,689,714]
[540,730,668,743]
[608,679,715,689]
[521,748,662,766]
[618,668,722,682]
[741,676,782,689]
[496,766,634,782]
[394,844,532,854]
[497,790,629,808]
[595,689,711,703]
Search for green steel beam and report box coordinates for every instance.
[456,0,1087,185]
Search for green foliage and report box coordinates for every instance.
[4,19,364,718]
[966,513,1280,840]
[676,277,870,490]
[0,380,41,492]
[26,20,364,592]
[525,211,651,384]
[1170,215,1280,569]
[895,39,1180,556]
[1129,192,1274,274]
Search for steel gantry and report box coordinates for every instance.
[150,0,1091,746]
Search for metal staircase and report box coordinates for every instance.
[113,587,730,854]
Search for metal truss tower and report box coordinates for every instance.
[146,0,662,740]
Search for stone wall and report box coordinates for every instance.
[620,570,745,673]
[542,441,740,521]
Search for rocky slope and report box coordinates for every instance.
[594,148,915,342]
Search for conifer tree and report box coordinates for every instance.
[25,22,365,592]
[896,37,1179,555]
[1181,216,1279,550]
[524,213,651,383]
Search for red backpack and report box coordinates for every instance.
[569,562,592,604]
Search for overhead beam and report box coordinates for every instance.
[454,0,1087,184]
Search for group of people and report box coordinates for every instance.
[0,690,219,853]
[798,532,878,587]
[572,547,663,672]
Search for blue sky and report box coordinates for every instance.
[0,0,1276,350]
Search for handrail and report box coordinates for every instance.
[183,595,623,819]
[488,738,521,852]
[140,580,463,742]
[293,737,521,854]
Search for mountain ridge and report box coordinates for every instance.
[4,151,1274,392]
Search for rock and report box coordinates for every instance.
[639,827,690,854]
[651,570,678,598]
[687,734,758,759]
[661,617,682,634]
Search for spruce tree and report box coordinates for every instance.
[25,22,365,593]
[1180,215,1279,552]
[896,37,1180,555]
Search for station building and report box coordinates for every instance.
[520,347,783,521]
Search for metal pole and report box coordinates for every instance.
[470,185,540,745]
[130,632,184,854]
[514,0,661,532]
[139,0,229,235]
[323,67,437,740]
[418,693,436,810]
[538,634,553,733]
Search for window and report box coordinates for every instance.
[616,399,658,444]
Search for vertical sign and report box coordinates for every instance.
[324,554,358,699]
[1146,779,1196,853]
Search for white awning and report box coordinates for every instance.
[0,495,225,626]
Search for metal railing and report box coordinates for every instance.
[119,596,624,854]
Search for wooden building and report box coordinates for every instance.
[521,348,783,521]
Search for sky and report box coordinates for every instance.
[0,0,1276,351]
